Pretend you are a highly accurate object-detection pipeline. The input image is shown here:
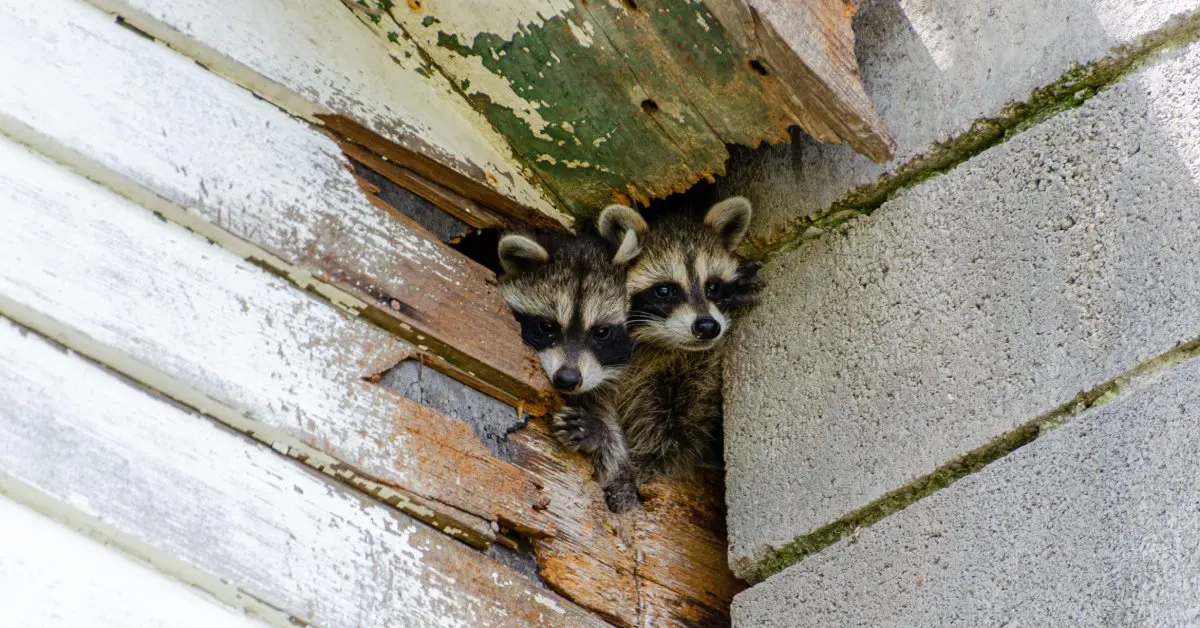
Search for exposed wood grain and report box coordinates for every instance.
[79,0,571,227]
[0,135,555,545]
[509,422,745,627]
[0,496,268,627]
[705,0,896,162]
[0,0,559,414]
[0,320,606,628]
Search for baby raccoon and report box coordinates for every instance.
[594,197,762,513]
[496,210,648,493]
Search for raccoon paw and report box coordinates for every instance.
[549,406,606,453]
[603,479,642,514]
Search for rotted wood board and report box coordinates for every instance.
[0,320,605,628]
[510,422,745,627]
[80,0,570,229]
[355,0,894,216]
[0,134,555,547]
[0,496,267,627]
[0,0,560,414]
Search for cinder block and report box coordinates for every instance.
[722,0,1200,244]
[732,353,1200,627]
[725,41,1200,575]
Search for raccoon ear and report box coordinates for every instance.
[597,204,648,266]
[704,197,753,250]
[497,234,549,275]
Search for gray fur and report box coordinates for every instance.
[593,200,762,513]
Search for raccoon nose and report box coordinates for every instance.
[692,317,721,340]
[552,368,583,392]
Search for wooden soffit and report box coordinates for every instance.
[350,0,894,221]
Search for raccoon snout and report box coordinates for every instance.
[692,317,721,340]
[552,367,583,392]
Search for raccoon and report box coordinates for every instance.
[593,197,762,513]
[496,209,647,494]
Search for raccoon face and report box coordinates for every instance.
[612,197,756,352]
[497,215,645,393]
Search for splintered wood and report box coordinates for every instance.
[510,422,745,627]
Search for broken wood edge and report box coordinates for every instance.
[508,421,741,627]
[707,0,896,163]
[336,133,508,230]
[321,114,571,231]
[0,301,500,550]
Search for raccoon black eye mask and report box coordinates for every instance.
[585,197,762,514]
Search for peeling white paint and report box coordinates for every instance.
[80,0,567,221]
[695,11,710,31]
[0,320,593,627]
[0,496,268,627]
[567,19,594,47]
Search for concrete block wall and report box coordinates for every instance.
[721,0,1200,623]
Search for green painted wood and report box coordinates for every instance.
[353,0,892,221]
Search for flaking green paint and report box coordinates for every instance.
[738,336,1200,584]
[416,1,784,217]
[743,9,1200,261]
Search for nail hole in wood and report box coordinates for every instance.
[640,99,659,115]
[749,59,769,76]
[623,0,639,10]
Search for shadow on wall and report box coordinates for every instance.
[719,0,1200,588]
[717,0,1189,240]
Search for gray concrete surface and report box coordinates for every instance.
[720,0,1200,244]
[724,41,1200,574]
[732,353,1200,627]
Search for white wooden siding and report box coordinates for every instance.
[0,496,267,628]
[0,318,602,627]
[81,0,566,223]
[0,134,553,545]
[0,0,555,411]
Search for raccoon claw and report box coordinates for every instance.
[550,406,605,453]
[603,480,642,514]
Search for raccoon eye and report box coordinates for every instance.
[705,280,723,299]
[591,326,612,340]
[537,320,559,335]
[653,284,676,299]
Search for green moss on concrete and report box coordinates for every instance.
[743,9,1200,262]
[737,336,1200,584]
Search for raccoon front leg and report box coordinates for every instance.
[549,404,610,453]
[550,401,640,513]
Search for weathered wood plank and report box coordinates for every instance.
[706,0,895,162]
[0,135,555,545]
[509,422,745,627]
[0,495,268,627]
[0,0,558,413]
[0,320,605,628]
[80,0,570,228]
[352,0,893,215]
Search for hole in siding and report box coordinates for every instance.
[640,98,659,115]
[374,358,519,461]
[749,59,770,76]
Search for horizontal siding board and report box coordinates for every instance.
[0,134,554,544]
[0,319,603,628]
[0,495,267,627]
[0,0,558,413]
[81,0,569,226]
